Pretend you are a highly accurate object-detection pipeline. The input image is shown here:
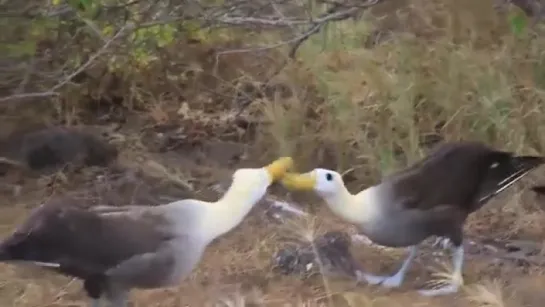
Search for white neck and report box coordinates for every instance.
[199,170,269,243]
[321,185,379,225]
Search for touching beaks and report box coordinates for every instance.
[265,157,295,183]
[280,171,317,191]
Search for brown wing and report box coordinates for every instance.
[0,203,174,279]
[385,141,543,213]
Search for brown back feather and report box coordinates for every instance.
[385,141,543,213]
[0,203,172,279]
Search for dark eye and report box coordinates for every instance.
[325,173,333,181]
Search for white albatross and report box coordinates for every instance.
[280,141,544,296]
[0,157,294,307]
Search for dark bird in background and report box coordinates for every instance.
[280,141,544,296]
[0,126,118,175]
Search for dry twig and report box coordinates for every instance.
[0,24,133,103]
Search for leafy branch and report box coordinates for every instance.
[3,0,533,104]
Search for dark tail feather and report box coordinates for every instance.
[0,234,33,262]
[531,186,545,195]
[0,237,62,269]
[0,250,11,261]
[0,240,16,262]
[478,154,545,204]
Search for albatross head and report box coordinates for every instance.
[203,157,294,240]
[226,157,295,204]
[279,168,372,225]
[232,156,294,184]
[280,168,345,198]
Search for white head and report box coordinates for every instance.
[280,168,346,198]
[280,168,379,226]
[220,157,295,205]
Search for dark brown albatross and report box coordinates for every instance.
[280,142,544,296]
[0,157,294,307]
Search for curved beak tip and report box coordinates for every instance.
[266,157,295,182]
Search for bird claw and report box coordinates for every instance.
[379,274,404,288]
[418,283,460,296]
[355,270,406,288]
[356,271,386,285]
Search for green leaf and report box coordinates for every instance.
[102,25,114,36]
[79,0,91,9]
[66,0,94,13]
[509,11,528,37]
[5,41,37,57]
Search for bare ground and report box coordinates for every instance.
[0,97,545,307]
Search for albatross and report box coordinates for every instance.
[0,157,294,307]
[280,142,544,296]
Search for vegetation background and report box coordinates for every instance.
[1,0,545,306]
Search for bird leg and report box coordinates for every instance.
[418,244,464,296]
[357,246,418,288]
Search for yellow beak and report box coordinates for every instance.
[280,171,317,191]
[265,157,294,182]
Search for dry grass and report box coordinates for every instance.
[260,0,545,176]
[2,0,545,306]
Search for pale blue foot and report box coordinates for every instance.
[356,271,405,288]
[356,246,417,289]
[418,244,464,297]
[418,283,460,296]
[356,271,387,285]
[380,272,405,288]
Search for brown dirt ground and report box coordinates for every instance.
[1,105,545,307]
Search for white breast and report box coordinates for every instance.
[355,186,386,227]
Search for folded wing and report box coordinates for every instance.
[385,142,544,213]
[0,203,175,280]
